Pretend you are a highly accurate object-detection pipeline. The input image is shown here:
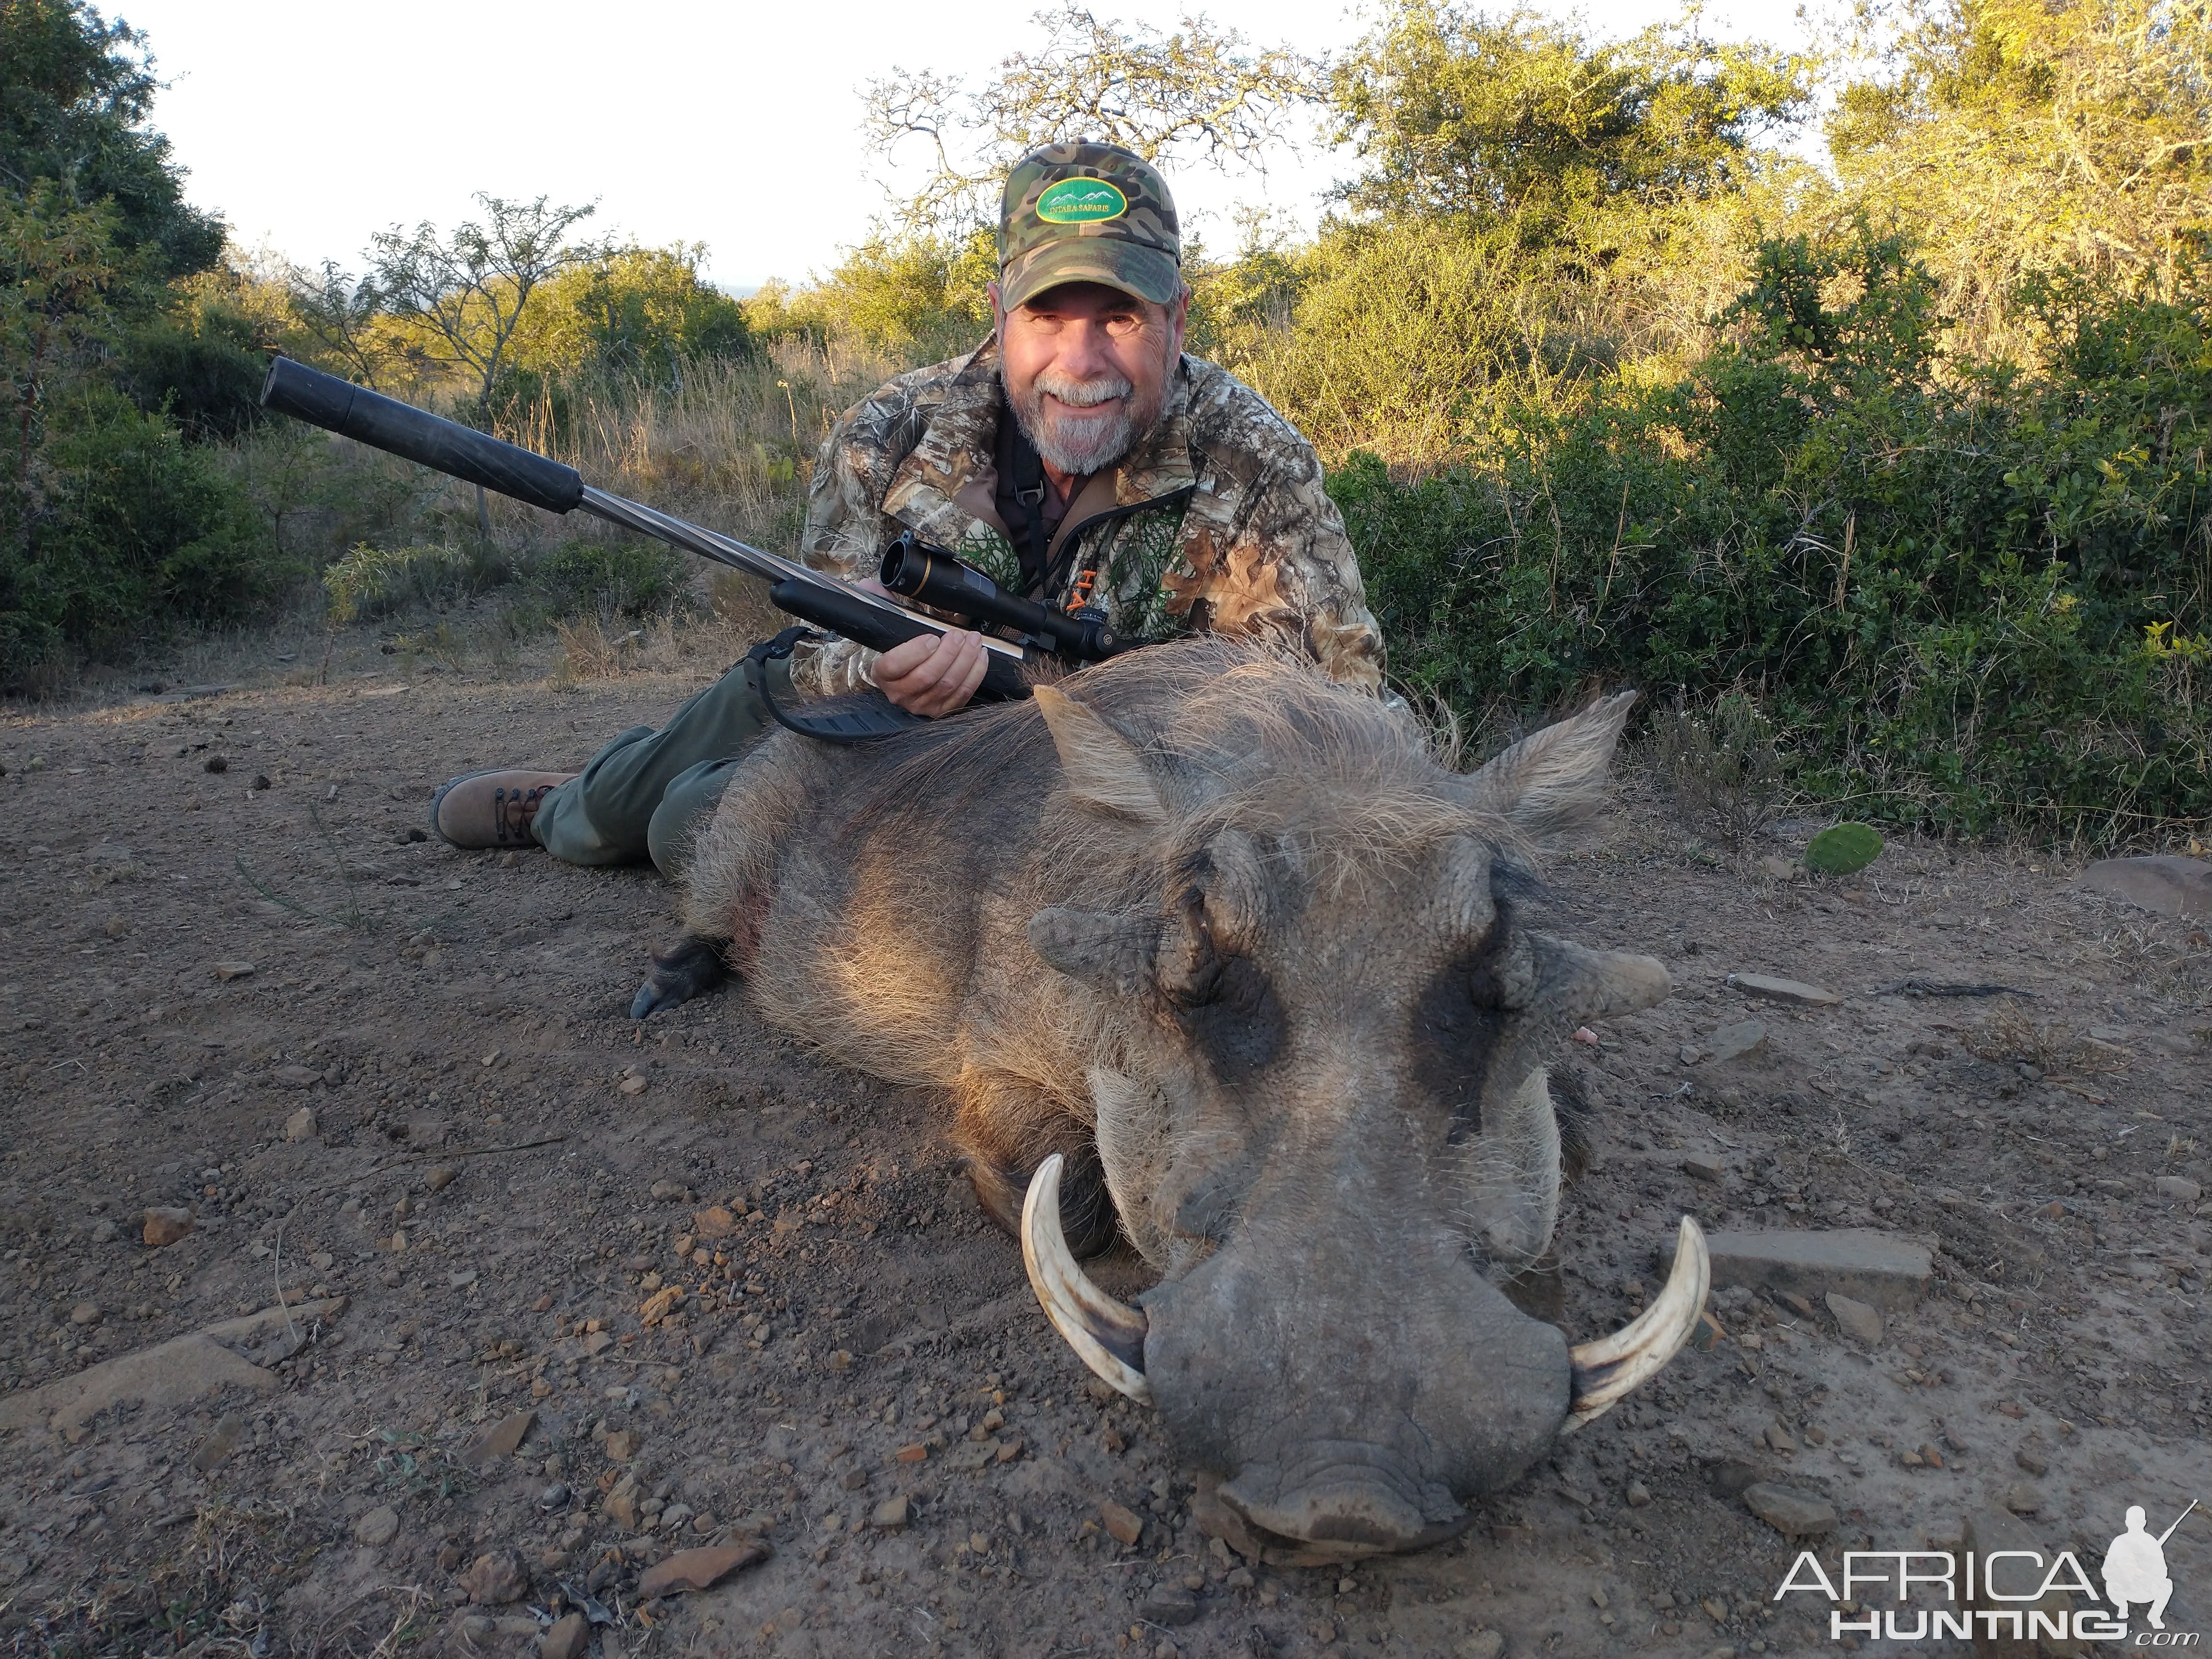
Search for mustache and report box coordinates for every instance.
[1033,368,1134,409]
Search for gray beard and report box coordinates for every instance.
[1005,360,1166,476]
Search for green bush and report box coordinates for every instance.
[1339,231,2212,838]
[493,243,757,437]
[322,541,500,623]
[751,232,994,360]
[1,386,284,684]
[116,295,268,441]
[527,539,687,618]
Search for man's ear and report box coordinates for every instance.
[987,280,1006,335]
[1034,684,1167,824]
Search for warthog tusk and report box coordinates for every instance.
[1562,1215,1709,1431]
[1021,1154,1153,1405]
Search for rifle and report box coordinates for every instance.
[257,357,1129,733]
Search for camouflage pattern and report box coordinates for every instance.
[790,337,1385,697]
[997,142,1182,311]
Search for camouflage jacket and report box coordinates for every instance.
[790,337,1383,697]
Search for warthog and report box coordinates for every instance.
[650,638,1706,1558]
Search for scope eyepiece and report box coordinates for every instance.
[879,532,1005,614]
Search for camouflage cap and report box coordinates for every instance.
[997,141,1181,313]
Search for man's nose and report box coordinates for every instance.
[1052,320,1118,385]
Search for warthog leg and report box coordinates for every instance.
[630,934,730,1020]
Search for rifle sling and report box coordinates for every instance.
[744,626,930,744]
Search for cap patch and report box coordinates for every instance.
[1036,178,1128,225]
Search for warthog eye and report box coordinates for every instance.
[1168,952,1284,1083]
[1416,919,1516,1140]
[1464,912,1534,1011]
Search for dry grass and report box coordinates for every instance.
[511,337,915,553]
[1643,693,1787,850]
[1966,998,2123,1079]
[551,615,637,683]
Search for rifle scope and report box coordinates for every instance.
[878,531,1123,663]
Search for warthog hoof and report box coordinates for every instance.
[630,935,730,1019]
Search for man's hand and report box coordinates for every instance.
[851,575,988,716]
[874,624,989,716]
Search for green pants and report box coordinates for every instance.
[531,651,794,879]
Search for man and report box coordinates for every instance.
[430,141,1383,873]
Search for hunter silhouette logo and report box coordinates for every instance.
[1036,179,1129,223]
[2105,1501,2195,1630]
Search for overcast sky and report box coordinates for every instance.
[119,0,1811,292]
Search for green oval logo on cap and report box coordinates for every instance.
[1036,178,1128,225]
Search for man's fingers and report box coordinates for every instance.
[878,628,988,716]
[874,630,942,684]
[950,637,989,708]
[914,629,974,694]
[912,631,985,714]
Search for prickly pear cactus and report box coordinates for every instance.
[1804,821,1883,876]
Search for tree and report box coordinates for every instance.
[3,184,121,485]
[282,259,392,388]
[1329,3,1813,252]
[863,4,1324,236]
[0,0,224,280]
[1827,0,2212,334]
[365,193,600,413]
[508,243,751,387]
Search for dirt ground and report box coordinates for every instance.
[1,620,2207,1659]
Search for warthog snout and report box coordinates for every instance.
[1146,1226,1571,1552]
[1025,1150,1709,1556]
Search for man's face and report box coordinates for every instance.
[992,280,1188,477]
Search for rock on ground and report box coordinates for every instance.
[459,1549,529,1605]
[1825,1292,1884,1345]
[0,1334,276,1432]
[1138,1583,1200,1625]
[2079,854,2212,917]
[1705,1018,1767,1063]
[636,1542,768,1598]
[540,1612,589,1659]
[1963,1508,2083,1637]
[463,1408,535,1466]
[1664,1227,1931,1312]
[142,1206,194,1247]
[1723,972,1843,1007]
[353,1505,399,1547]
[1740,1484,1838,1538]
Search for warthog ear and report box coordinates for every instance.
[1029,907,1160,993]
[1464,690,1638,844]
[1034,684,1166,824]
